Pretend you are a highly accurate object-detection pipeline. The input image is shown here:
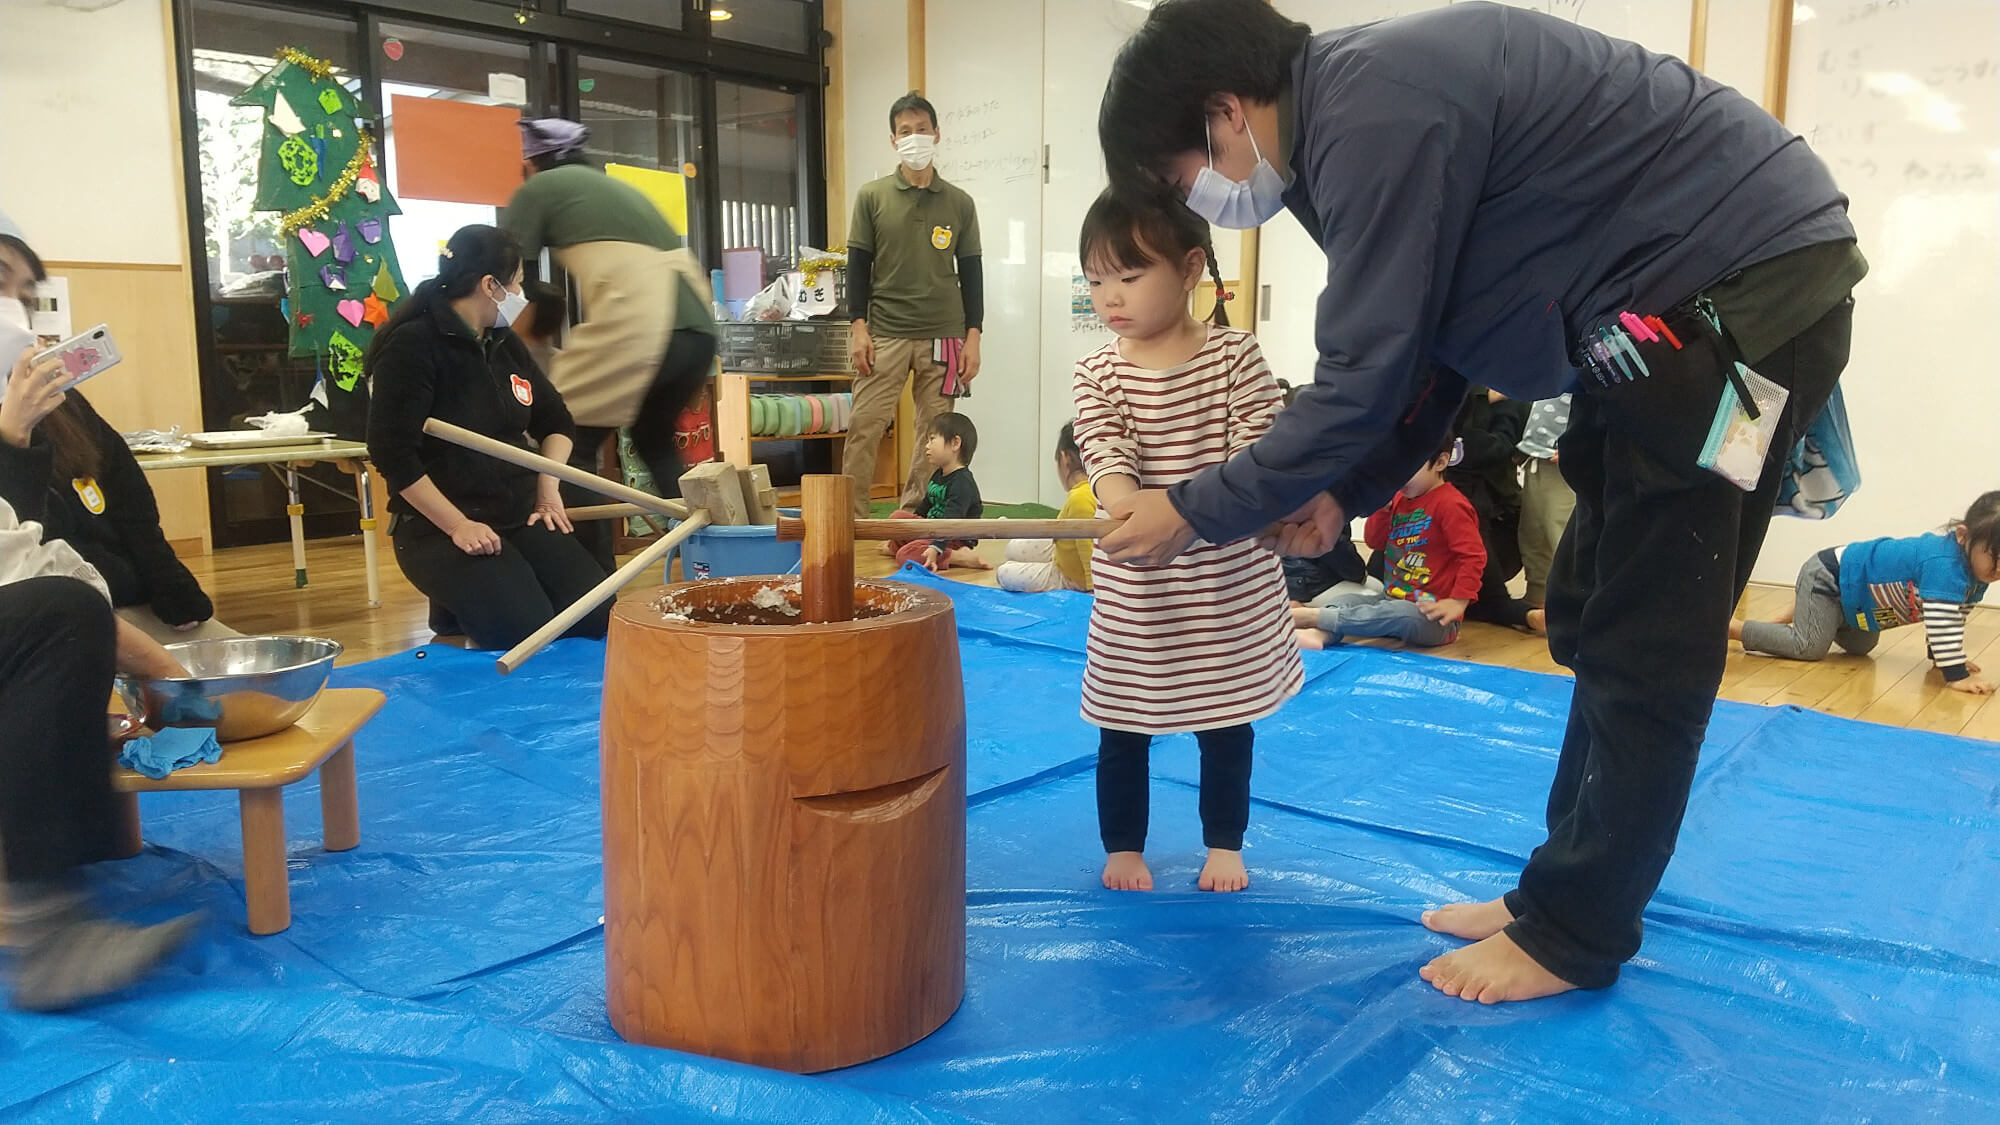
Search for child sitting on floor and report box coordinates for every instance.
[1731,490,2000,694]
[891,411,990,572]
[1292,431,1486,650]
[997,421,1094,593]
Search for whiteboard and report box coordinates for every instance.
[1756,0,2000,593]
[1259,0,1697,391]
[926,0,1047,508]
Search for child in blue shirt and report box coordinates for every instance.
[1732,492,2000,694]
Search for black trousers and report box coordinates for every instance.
[393,518,611,651]
[0,577,120,884]
[1504,297,1853,989]
[567,327,720,574]
[1097,725,1254,853]
[1464,506,1534,629]
[1282,525,1369,603]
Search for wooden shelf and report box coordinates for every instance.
[716,370,906,497]
[724,372,857,383]
[752,432,850,443]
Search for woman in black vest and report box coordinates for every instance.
[365,225,609,651]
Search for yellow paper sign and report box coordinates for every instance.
[606,163,689,236]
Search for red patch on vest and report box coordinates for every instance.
[510,374,533,405]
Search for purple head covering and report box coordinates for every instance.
[519,117,589,160]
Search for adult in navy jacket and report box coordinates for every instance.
[1095,0,1863,1003]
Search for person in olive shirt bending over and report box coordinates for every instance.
[844,92,984,520]
[366,225,610,651]
[505,117,717,570]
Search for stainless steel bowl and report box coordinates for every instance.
[118,636,343,742]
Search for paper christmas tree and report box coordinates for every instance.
[231,47,410,405]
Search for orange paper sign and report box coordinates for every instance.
[389,95,523,206]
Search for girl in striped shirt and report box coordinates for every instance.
[1731,491,2000,693]
[1073,189,1302,894]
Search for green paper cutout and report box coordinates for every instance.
[278,135,318,186]
[372,263,401,302]
[578,78,595,92]
[319,87,343,114]
[327,330,365,391]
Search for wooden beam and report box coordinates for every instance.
[1687,0,1710,71]
[1764,0,1795,123]
[908,0,925,95]
[825,0,847,247]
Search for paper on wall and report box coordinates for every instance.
[32,277,70,341]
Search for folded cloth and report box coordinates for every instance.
[117,726,223,780]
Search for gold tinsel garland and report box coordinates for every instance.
[278,144,373,235]
[800,249,846,286]
[275,45,335,81]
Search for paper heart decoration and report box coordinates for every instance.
[336,299,366,328]
[298,228,332,257]
[361,294,390,327]
[269,92,304,135]
[319,88,343,114]
[332,222,355,264]
[357,218,382,243]
[320,265,346,290]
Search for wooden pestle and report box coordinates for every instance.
[799,475,855,623]
[777,516,1120,543]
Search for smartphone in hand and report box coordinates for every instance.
[35,324,120,389]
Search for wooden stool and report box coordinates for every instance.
[113,688,385,936]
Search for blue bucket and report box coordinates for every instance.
[665,508,803,582]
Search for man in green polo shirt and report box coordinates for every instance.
[504,117,717,571]
[843,92,984,520]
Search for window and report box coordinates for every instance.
[377,23,532,288]
[710,0,810,55]
[716,81,806,278]
[576,55,704,254]
[567,0,685,30]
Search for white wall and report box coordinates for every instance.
[839,0,910,220]
[0,0,185,264]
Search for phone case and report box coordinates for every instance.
[39,324,121,389]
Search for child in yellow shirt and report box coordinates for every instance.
[998,421,1095,593]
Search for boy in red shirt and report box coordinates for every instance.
[1292,432,1486,649]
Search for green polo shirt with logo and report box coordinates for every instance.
[846,167,981,339]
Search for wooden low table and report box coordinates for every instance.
[114,688,386,936]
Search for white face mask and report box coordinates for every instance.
[895,133,937,171]
[493,284,528,329]
[0,299,32,404]
[1185,118,1287,230]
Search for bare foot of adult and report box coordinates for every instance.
[1421,896,1514,941]
[1198,849,1249,892]
[1102,851,1153,891]
[1419,931,1576,1004]
[1295,628,1335,652]
[1526,608,1546,635]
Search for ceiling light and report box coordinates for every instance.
[711,7,733,20]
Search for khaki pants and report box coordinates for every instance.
[1518,457,1576,605]
[841,335,953,519]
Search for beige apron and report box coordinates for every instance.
[549,241,707,429]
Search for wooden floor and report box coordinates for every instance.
[185,533,2000,742]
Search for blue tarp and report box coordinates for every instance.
[4,566,1999,1122]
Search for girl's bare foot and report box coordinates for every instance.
[1526,609,1546,635]
[1419,931,1576,1004]
[1295,628,1334,651]
[1198,849,1249,892]
[1102,851,1153,891]
[1421,896,1514,941]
